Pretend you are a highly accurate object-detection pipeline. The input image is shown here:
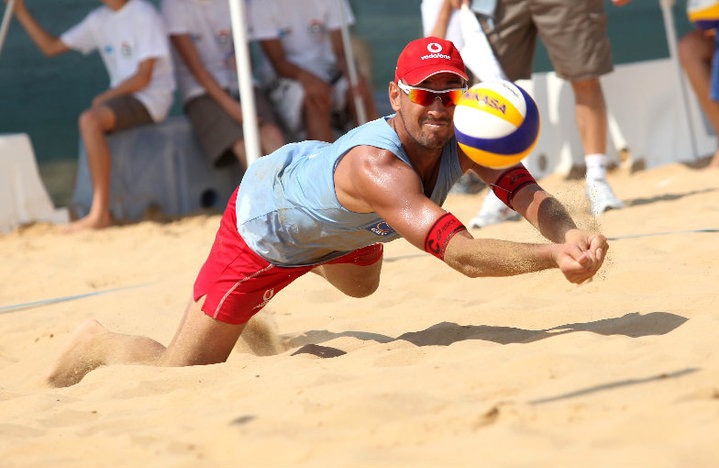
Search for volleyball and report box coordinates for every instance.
[687,0,719,30]
[453,80,540,169]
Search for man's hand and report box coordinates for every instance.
[553,230,609,284]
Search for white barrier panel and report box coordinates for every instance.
[0,133,69,233]
[522,58,716,178]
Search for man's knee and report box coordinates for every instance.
[314,263,381,298]
[344,277,380,298]
[570,78,602,95]
[78,108,102,133]
[78,107,115,135]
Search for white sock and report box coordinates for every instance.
[585,153,608,181]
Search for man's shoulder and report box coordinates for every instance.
[341,145,410,179]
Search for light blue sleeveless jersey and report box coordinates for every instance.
[235,116,463,266]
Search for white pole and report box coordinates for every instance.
[337,0,367,124]
[660,0,698,160]
[0,0,17,59]
[228,0,261,165]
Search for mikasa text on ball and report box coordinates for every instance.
[454,80,540,169]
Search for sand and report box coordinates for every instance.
[1,163,718,467]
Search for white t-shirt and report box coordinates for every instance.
[420,0,465,50]
[60,0,176,121]
[161,0,239,103]
[247,0,355,84]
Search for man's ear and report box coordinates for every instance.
[388,81,401,112]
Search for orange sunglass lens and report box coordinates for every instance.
[444,90,464,105]
[406,89,433,106]
[407,88,463,107]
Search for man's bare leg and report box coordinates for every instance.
[65,106,117,232]
[45,319,165,387]
[46,297,246,387]
[679,30,719,169]
[570,78,607,156]
[159,298,246,366]
[313,258,382,298]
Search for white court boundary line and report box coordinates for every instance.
[607,228,719,240]
[2,229,716,311]
[0,282,152,314]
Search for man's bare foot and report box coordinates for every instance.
[46,319,107,387]
[63,213,112,233]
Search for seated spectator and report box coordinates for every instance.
[248,0,378,142]
[8,0,176,231]
[681,1,719,169]
[161,0,285,171]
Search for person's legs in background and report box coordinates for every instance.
[471,0,625,226]
[679,28,719,168]
[70,105,116,232]
[187,88,286,172]
[69,96,154,232]
[571,77,624,215]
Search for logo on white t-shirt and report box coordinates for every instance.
[120,41,132,57]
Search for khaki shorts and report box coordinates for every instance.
[482,0,614,81]
[185,88,278,167]
[104,95,153,132]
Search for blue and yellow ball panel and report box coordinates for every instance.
[454,83,540,169]
[688,0,719,30]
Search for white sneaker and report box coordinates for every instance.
[585,179,624,216]
[469,191,520,228]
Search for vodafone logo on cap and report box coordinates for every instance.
[422,42,451,61]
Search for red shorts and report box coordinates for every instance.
[193,188,384,324]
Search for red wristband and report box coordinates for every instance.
[491,166,536,209]
[424,213,467,260]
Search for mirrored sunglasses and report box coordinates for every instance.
[397,80,468,107]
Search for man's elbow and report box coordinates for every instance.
[42,42,68,57]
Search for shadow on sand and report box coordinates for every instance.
[287,311,695,406]
[287,311,688,352]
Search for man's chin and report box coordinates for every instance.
[420,135,452,151]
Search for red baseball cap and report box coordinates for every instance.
[394,36,468,85]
